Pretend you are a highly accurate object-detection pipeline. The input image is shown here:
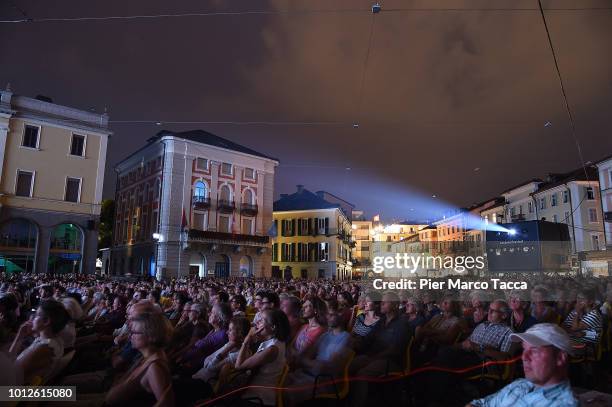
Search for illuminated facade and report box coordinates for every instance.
[111,129,278,279]
[272,186,353,280]
[0,88,111,274]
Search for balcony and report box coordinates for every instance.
[217,199,235,213]
[188,229,269,247]
[240,202,258,216]
[192,196,211,210]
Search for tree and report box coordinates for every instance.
[98,199,115,250]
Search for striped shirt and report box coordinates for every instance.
[351,313,380,337]
[469,322,513,353]
[562,309,602,344]
[471,379,578,407]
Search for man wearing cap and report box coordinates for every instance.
[467,323,578,407]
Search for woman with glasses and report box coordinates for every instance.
[105,311,175,406]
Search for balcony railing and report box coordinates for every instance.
[217,199,235,213]
[240,202,258,216]
[188,229,269,246]
[192,196,211,210]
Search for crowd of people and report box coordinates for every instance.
[0,272,611,406]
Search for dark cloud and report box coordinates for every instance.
[1,0,611,220]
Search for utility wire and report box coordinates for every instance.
[355,12,377,125]
[537,0,598,227]
[1,6,612,24]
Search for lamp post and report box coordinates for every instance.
[152,233,163,281]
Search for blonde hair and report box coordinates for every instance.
[132,311,173,348]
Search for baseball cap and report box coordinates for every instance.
[510,323,574,355]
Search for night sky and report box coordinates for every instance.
[2,0,612,222]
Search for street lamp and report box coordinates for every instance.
[152,233,163,281]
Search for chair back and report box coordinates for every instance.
[276,364,290,407]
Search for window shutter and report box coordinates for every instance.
[297,219,302,236]
[291,219,296,236]
[325,217,330,235]
[308,218,313,235]
[313,218,318,236]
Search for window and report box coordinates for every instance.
[591,235,600,251]
[70,134,86,156]
[551,193,557,207]
[15,170,34,197]
[221,162,233,175]
[219,184,231,202]
[194,181,207,198]
[510,207,516,216]
[242,188,254,204]
[609,170,612,184]
[193,212,206,231]
[492,213,497,223]
[564,211,570,223]
[219,215,230,233]
[154,179,161,200]
[528,202,533,213]
[586,187,595,200]
[241,218,254,235]
[244,168,255,180]
[539,198,546,210]
[22,125,40,148]
[588,208,598,223]
[196,158,208,171]
[65,177,81,202]
[563,190,569,204]
[552,214,558,223]
[151,210,159,233]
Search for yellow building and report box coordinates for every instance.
[0,87,112,274]
[272,185,353,280]
[351,210,373,277]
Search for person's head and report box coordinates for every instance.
[302,296,328,326]
[216,291,230,304]
[405,296,423,315]
[133,289,148,302]
[209,303,232,330]
[256,309,290,342]
[381,292,400,316]
[230,295,247,312]
[280,296,301,320]
[261,292,280,310]
[575,290,594,312]
[228,316,251,344]
[130,311,173,351]
[531,286,548,305]
[511,323,572,386]
[364,291,381,314]
[147,289,161,304]
[487,300,510,324]
[39,285,53,300]
[326,306,344,330]
[34,300,70,335]
[337,291,354,309]
[439,294,461,317]
[190,303,207,323]
[61,297,83,322]
[113,296,128,312]
[173,291,188,308]
[507,291,528,312]
[254,291,265,311]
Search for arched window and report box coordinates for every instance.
[0,219,37,274]
[48,223,83,274]
[194,181,207,198]
[219,184,231,202]
[242,188,254,204]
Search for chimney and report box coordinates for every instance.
[296,185,304,193]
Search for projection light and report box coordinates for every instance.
[508,229,517,236]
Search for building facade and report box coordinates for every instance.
[111,130,278,279]
[351,210,373,277]
[532,167,604,253]
[272,186,353,280]
[0,88,111,274]
[595,155,612,248]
